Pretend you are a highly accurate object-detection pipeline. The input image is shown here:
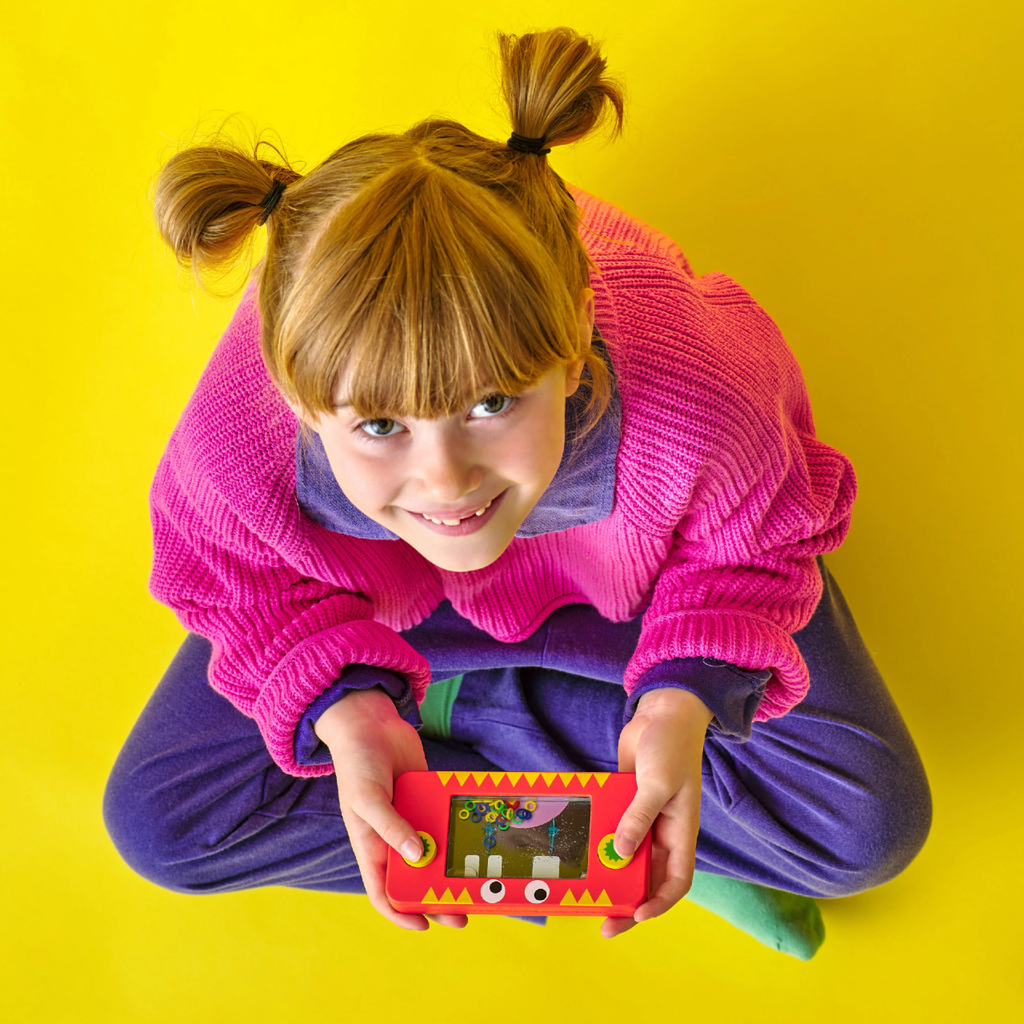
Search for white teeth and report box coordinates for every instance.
[421,497,494,527]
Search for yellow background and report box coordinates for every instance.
[3,1,1022,1020]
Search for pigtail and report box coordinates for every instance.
[497,27,625,154]
[495,27,626,439]
[152,129,302,295]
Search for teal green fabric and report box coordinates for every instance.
[684,870,825,959]
[418,675,464,740]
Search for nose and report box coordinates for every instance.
[415,426,484,504]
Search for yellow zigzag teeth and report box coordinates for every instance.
[422,886,473,904]
[559,889,612,907]
[436,770,612,788]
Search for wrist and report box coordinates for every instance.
[635,686,715,727]
[313,684,396,745]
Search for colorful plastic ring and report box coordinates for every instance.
[497,822,509,831]
[525,801,537,811]
[471,812,483,823]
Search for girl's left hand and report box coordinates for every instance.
[603,687,715,939]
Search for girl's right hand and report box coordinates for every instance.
[313,686,469,931]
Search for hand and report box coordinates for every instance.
[314,687,468,932]
[602,687,714,939]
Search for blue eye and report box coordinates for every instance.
[358,418,405,439]
[471,394,514,417]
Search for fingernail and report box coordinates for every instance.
[401,838,422,861]
[614,834,637,859]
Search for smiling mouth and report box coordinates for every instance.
[419,497,495,526]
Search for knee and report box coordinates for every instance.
[807,753,933,898]
[102,756,204,894]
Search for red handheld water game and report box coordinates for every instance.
[385,770,651,917]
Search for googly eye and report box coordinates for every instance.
[480,879,506,903]
[524,879,551,904]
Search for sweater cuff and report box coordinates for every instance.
[624,657,770,740]
[294,664,421,767]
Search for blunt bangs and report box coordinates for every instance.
[275,161,583,423]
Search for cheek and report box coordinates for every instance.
[513,403,566,479]
[319,438,394,505]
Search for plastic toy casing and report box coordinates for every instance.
[385,770,651,917]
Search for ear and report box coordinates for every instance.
[565,288,596,398]
[578,287,596,345]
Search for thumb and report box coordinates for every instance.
[613,786,664,860]
[344,777,423,863]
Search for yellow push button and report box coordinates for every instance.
[402,831,438,868]
[596,833,633,870]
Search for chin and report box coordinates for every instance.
[426,547,505,573]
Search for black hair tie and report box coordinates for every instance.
[257,179,287,225]
[507,132,551,156]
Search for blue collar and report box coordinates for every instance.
[295,329,621,540]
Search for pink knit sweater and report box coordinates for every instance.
[150,185,856,777]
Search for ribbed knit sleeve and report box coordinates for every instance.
[150,455,432,776]
[616,272,857,719]
[148,287,433,777]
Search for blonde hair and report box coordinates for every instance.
[153,27,626,437]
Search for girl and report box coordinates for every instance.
[104,27,931,956]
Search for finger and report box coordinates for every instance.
[343,806,429,931]
[343,776,424,863]
[600,916,639,939]
[634,794,700,923]
[612,779,674,860]
[425,913,469,928]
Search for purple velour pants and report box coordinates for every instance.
[103,558,931,900]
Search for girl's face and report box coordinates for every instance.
[309,290,595,573]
